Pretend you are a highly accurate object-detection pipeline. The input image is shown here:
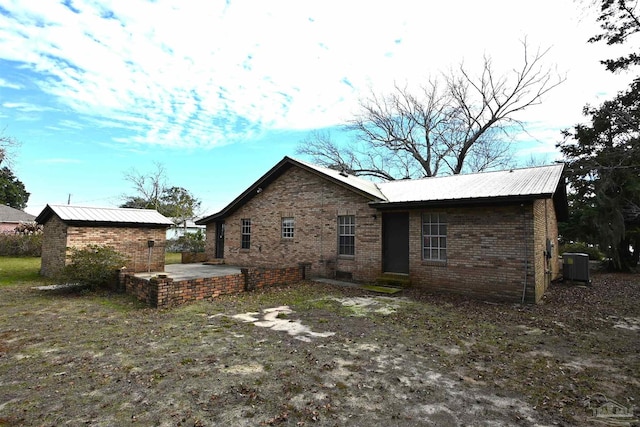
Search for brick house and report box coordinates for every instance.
[36,205,173,277]
[197,157,568,303]
[0,204,35,233]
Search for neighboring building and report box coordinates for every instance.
[36,205,173,277]
[166,218,206,240]
[197,156,568,303]
[0,204,36,233]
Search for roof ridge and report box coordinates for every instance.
[379,163,564,185]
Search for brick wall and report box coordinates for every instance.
[203,164,560,303]
[40,215,68,277]
[40,214,167,277]
[532,198,561,302]
[408,203,555,303]
[123,265,304,308]
[208,167,382,281]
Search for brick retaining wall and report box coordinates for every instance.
[122,264,306,308]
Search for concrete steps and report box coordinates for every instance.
[376,273,411,288]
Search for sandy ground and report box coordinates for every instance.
[1,272,639,426]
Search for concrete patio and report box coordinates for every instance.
[134,263,242,281]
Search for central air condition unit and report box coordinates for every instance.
[562,252,590,284]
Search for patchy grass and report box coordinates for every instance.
[0,256,46,287]
[0,259,638,426]
[165,251,182,265]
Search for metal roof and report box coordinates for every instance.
[376,164,565,204]
[36,204,173,227]
[0,204,36,223]
[292,157,387,200]
[197,156,387,224]
[196,157,566,224]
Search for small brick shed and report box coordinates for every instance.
[36,204,173,277]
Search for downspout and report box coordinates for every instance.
[521,204,528,304]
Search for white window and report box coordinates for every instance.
[282,217,294,239]
[241,218,251,249]
[422,213,446,261]
[338,215,355,256]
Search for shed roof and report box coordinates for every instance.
[36,204,173,228]
[0,204,36,223]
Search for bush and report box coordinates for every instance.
[559,242,604,261]
[0,223,43,256]
[166,230,205,253]
[57,245,128,290]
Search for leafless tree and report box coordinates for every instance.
[298,39,565,179]
[121,162,168,210]
[0,130,20,169]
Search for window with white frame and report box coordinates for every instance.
[422,213,447,261]
[241,218,251,249]
[338,215,355,256]
[282,217,294,239]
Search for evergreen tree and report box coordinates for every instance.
[0,166,29,210]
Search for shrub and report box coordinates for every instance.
[166,230,205,253]
[57,245,128,290]
[0,223,43,256]
[559,242,604,261]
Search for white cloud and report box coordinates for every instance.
[0,0,634,152]
[2,102,53,112]
[0,77,22,89]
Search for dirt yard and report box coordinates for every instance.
[0,272,638,426]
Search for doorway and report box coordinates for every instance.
[215,221,225,259]
[382,212,409,273]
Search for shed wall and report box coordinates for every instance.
[40,214,167,277]
[40,215,68,277]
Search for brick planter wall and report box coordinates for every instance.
[123,265,305,308]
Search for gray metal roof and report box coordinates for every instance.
[0,204,36,223]
[376,164,565,203]
[36,204,173,227]
[292,157,387,200]
[197,157,566,224]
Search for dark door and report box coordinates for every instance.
[382,212,409,273]
[215,221,225,259]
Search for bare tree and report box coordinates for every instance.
[121,162,168,210]
[0,130,20,169]
[298,40,565,179]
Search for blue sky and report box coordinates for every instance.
[0,0,634,216]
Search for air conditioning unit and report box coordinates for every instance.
[562,253,590,284]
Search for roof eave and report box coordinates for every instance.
[35,205,54,225]
[369,193,555,210]
[62,220,171,228]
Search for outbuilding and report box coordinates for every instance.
[36,204,173,277]
[0,203,35,233]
